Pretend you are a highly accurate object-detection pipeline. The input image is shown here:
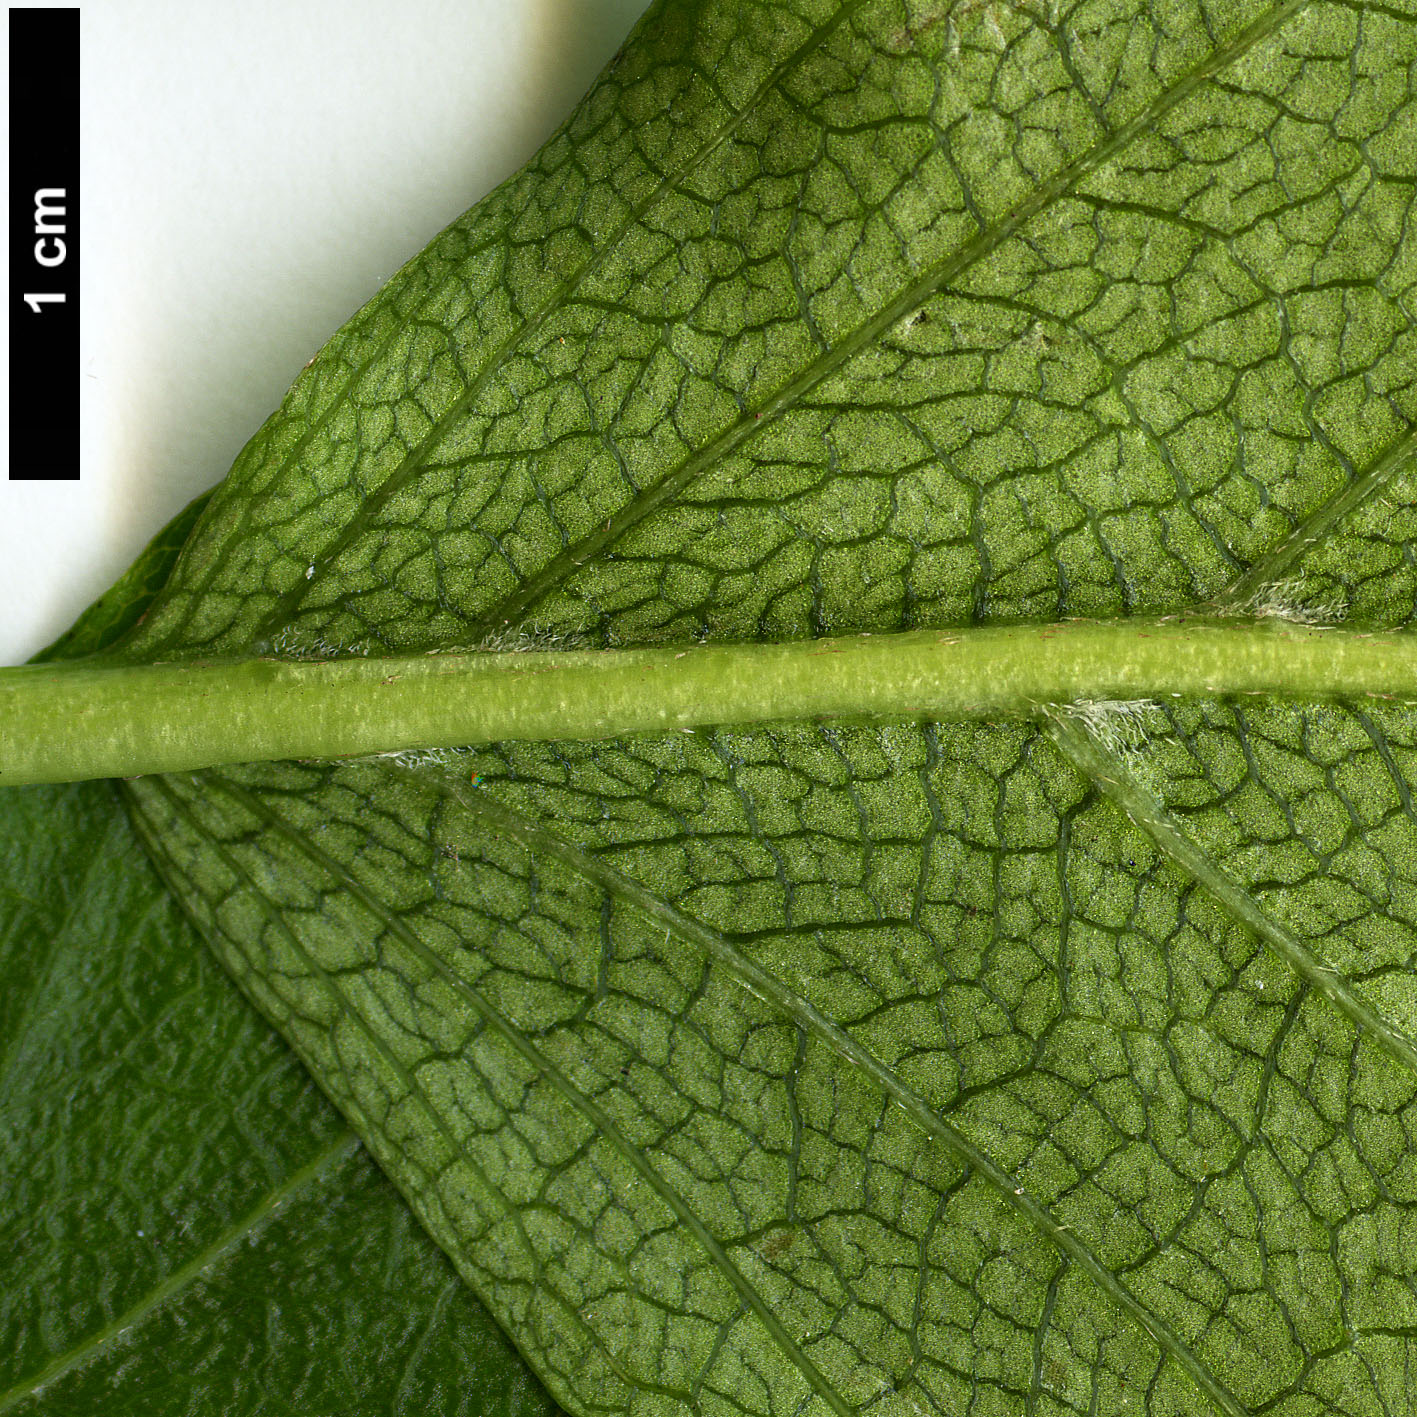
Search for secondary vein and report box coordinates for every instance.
[145,774,640,1397]
[186,772,856,1417]
[473,0,1312,636]
[0,1134,360,1414]
[1047,710,1417,1077]
[422,769,1251,1417]
[191,0,874,655]
[1216,423,1417,610]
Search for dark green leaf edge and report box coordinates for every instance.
[31,489,213,665]
[1,492,565,1415]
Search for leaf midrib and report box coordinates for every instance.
[9,617,1417,787]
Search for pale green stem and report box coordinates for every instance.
[3,618,1415,786]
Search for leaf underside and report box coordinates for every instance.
[0,791,560,1417]
[104,0,1417,1413]
[0,506,563,1414]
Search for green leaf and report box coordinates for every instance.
[0,521,560,1414]
[28,489,214,664]
[11,0,1417,1414]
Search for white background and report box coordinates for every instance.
[1,0,649,662]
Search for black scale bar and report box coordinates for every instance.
[9,7,78,480]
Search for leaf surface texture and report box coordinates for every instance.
[0,515,561,1415]
[108,1,1417,1413]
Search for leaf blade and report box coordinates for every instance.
[125,0,1417,661]
[77,0,1417,1412]
[0,526,562,1416]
